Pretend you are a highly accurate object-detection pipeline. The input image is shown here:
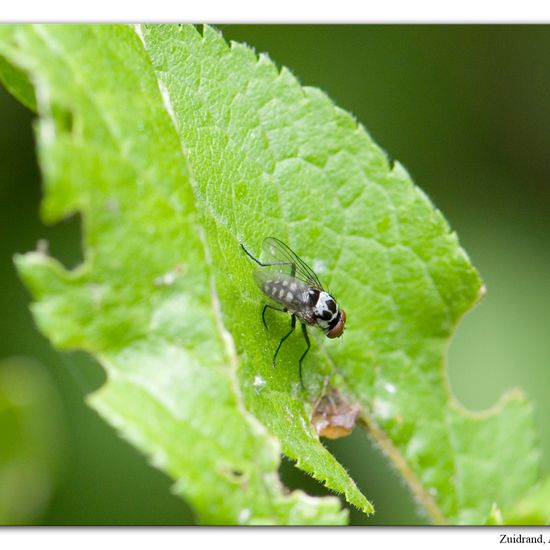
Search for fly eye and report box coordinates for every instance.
[326,309,346,339]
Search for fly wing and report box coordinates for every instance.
[253,270,312,311]
[262,237,323,289]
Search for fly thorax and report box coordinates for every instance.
[313,291,339,329]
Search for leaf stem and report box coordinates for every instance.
[358,413,447,525]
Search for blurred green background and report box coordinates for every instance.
[1,25,549,525]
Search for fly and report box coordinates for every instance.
[241,237,346,388]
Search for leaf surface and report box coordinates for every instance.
[139,25,540,524]
[504,475,550,525]
[0,24,541,524]
[1,24,347,525]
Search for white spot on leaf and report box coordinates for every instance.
[238,508,251,524]
[252,375,266,392]
[155,271,176,286]
[373,398,392,420]
[313,259,327,274]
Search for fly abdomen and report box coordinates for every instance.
[257,272,311,312]
[262,279,300,306]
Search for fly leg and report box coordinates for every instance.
[262,304,287,329]
[240,243,296,276]
[298,323,311,389]
[272,314,296,368]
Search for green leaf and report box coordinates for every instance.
[139,25,540,524]
[0,24,541,524]
[2,24,347,525]
[0,55,36,112]
[0,358,65,524]
[504,475,550,525]
[485,503,504,526]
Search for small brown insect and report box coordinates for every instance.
[311,388,361,439]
